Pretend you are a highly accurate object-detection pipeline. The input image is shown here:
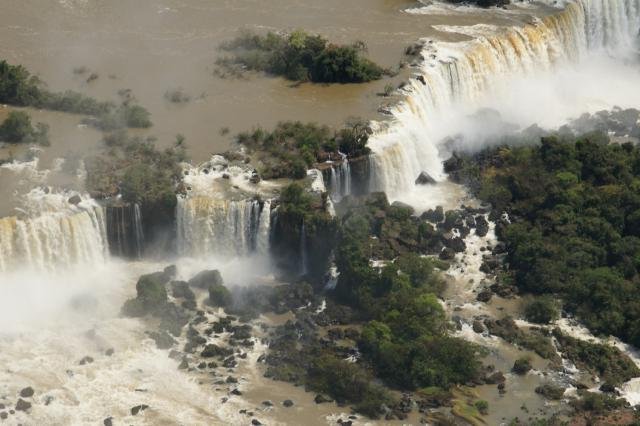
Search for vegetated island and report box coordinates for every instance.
[215,30,388,83]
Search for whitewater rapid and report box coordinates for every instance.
[369,0,640,201]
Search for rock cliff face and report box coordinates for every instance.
[105,204,145,259]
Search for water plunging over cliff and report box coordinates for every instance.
[0,192,108,272]
[105,204,145,259]
[176,197,271,257]
[368,0,640,199]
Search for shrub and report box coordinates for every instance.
[474,400,489,415]
[523,296,560,324]
[0,111,49,145]
[217,30,385,83]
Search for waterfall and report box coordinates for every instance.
[326,153,353,201]
[105,204,145,259]
[176,197,271,257]
[0,206,108,272]
[368,0,640,198]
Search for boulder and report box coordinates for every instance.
[131,404,149,415]
[421,206,444,223]
[476,290,493,303]
[68,195,82,205]
[283,399,294,407]
[475,215,489,237]
[512,358,532,375]
[171,281,195,300]
[15,399,31,411]
[19,387,34,398]
[147,330,177,349]
[314,394,334,404]
[415,171,436,185]
[485,371,505,385]
[442,234,466,252]
[208,283,232,308]
[189,270,223,289]
[439,247,455,260]
[103,417,113,426]
[472,320,485,334]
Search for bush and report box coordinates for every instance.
[217,30,385,83]
[208,283,232,307]
[512,357,532,375]
[524,296,560,324]
[0,111,49,145]
[474,400,489,415]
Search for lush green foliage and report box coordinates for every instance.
[86,131,186,207]
[524,296,560,324]
[454,134,640,346]
[0,111,49,145]
[332,194,482,391]
[236,120,371,179]
[217,30,385,83]
[0,59,150,129]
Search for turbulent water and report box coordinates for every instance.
[369,0,640,199]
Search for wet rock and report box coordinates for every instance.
[178,357,189,370]
[475,215,489,237]
[201,344,233,358]
[472,320,485,334]
[105,348,115,356]
[208,283,232,308]
[492,241,507,254]
[231,389,242,396]
[415,171,436,185]
[0,404,4,409]
[416,75,426,85]
[421,206,444,223]
[163,265,177,279]
[439,247,455,260]
[261,400,273,407]
[442,234,466,252]
[226,376,238,384]
[480,256,500,274]
[476,290,493,303]
[171,281,195,301]
[223,356,237,368]
[148,330,177,349]
[188,269,223,289]
[0,412,7,420]
[599,383,618,394]
[15,399,31,412]
[314,394,333,404]
[283,399,294,407]
[122,272,170,317]
[131,404,149,415]
[68,195,82,205]
[19,387,34,398]
[79,356,94,365]
[251,420,262,425]
[103,417,113,426]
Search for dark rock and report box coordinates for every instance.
[201,344,233,358]
[172,281,195,301]
[476,290,493,303]
[208,283,232,308]
[68,195,82,205]
[415,171,436,185]
[475,215,489,237]
[417,75,426,85]
[226,376,238,384]
[442,234,466,252]
[283,399,294,407]
[178,357,189,370]
[421,206,444,223]
[599,382,618,394]
[15,399,31,412]
[20,387,34,398]
[188,270,223,289]
[231,389,242,396]
[251,420,262,426]
[0,412,7,420]
[472,320,485,334]
[131,404,149,415]
[261,400,273,407]
[79,356,94,365]
[314,394,333,404]
[439,247,455,260]
[105,348,115,356]
[163,265,177,279]
[103,417,113,426]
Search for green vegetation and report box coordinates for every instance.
[553,329,640,385]
[524,296,560,324]
[512,357,532,375]
[216,30,385,83]
[0,111,49,145]
[331,194,482,392]
[86,131,185,206]
[236,120,371,179]
[450,133,640,347]
[0,59,151,129]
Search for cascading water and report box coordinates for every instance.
[326,153,352,201]
[368,0,640,198]
[105,203,145,259]
[176,197,271,257]
[0,191,108,272]
[300,220,308,276]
